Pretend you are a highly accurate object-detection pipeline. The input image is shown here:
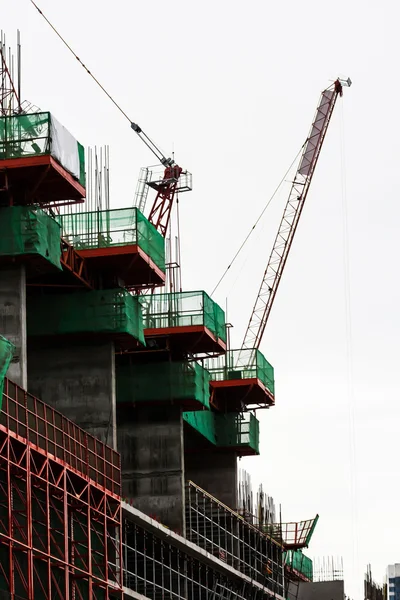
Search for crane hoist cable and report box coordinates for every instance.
[30,0,174,167]
[211,143,305,297]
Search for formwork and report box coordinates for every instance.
[0,112,86,204]
[183,411,260,455]
[0,206,62,271]
[117,359,210,409]
[0,378,123,599]
[27,288,145,345]
[140,291,227,354]
[206,348,275,410]
[58,207,166,288]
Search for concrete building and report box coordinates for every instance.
[387,564,400,600]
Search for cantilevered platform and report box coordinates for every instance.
[117,359,211,410]
[0,111,86,205]
[78,244,165,288]
[144,324,226,355]
[183,410,260,457]
[27,288,146,350]
[206,348,275,411]
[140,291,227,356]
[0,154,85,205]
[58,207,166,289]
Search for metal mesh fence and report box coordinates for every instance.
[27,288,145,344]
[0,206,62,270]
[140,291,226,343]
[205,348,274,395]
[58,207,165,272]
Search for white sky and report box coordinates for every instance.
[4,1,398,598]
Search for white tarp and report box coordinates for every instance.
[50,114,80,181]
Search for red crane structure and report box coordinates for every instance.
[241,78,351,353]
[130,123,191,238]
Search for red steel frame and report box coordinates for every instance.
[0,154,86,204]
[148,165,182,237]
[0,378,123,600]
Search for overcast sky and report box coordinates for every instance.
[4,1,399,598]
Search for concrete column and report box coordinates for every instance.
[117,406,185,534]
[185,451,238,510]
[0,266,27,389]
[28,341,117,449]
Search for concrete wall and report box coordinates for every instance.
[185,449,238,510]
[28,341,117,448]
[118,405,185,534]
[0,266,27,388]
[298,580,345,600]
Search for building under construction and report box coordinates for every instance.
[0,28,350,600]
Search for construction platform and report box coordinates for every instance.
[58,207,166,289]
[207,348,275,410]
[0,112,85,205]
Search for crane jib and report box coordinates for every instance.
[240,79,350,357]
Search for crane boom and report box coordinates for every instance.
[241,78,351,352]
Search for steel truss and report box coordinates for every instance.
[0,378,123,600]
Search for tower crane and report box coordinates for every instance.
[241,78,351,354]
[29,0,190,238]
[130,122,189,237]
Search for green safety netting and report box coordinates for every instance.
[117,360,210,408]
[57,207,165,272]
[0,112,85,187]
[0,206,62,270]
[284,550,313,581]
[0,336,14,411]
[27,289,145,343]
[205,348,274,395]
[183,411,259,454]
[139,291,226,343]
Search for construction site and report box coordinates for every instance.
[0,18,351,600]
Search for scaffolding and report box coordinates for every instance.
[122,504,282,600]
[183,411,260,455]
[140,291,226,343]
[0,206,62,270]
[206,348,275,396]
[0,377,123,599]
[58,207,165,272]
[0,111,85,187]
[27,288,145,345]
[185,481,284,596]
[117,359,211,409]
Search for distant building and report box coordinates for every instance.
[365,564,384,600]
[387,565,400,600]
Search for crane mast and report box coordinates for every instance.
[241,78,351,353]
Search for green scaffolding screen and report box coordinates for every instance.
[139,291,226,343]
[27,289,145,344]
[183,411,259,454]
[284,550,313,581]
[0,112,85,186]
[206,348,274,395]
[0,336,14,411]
[117,360,210,408]
[57,207,165,272]
[0,206,62,270]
